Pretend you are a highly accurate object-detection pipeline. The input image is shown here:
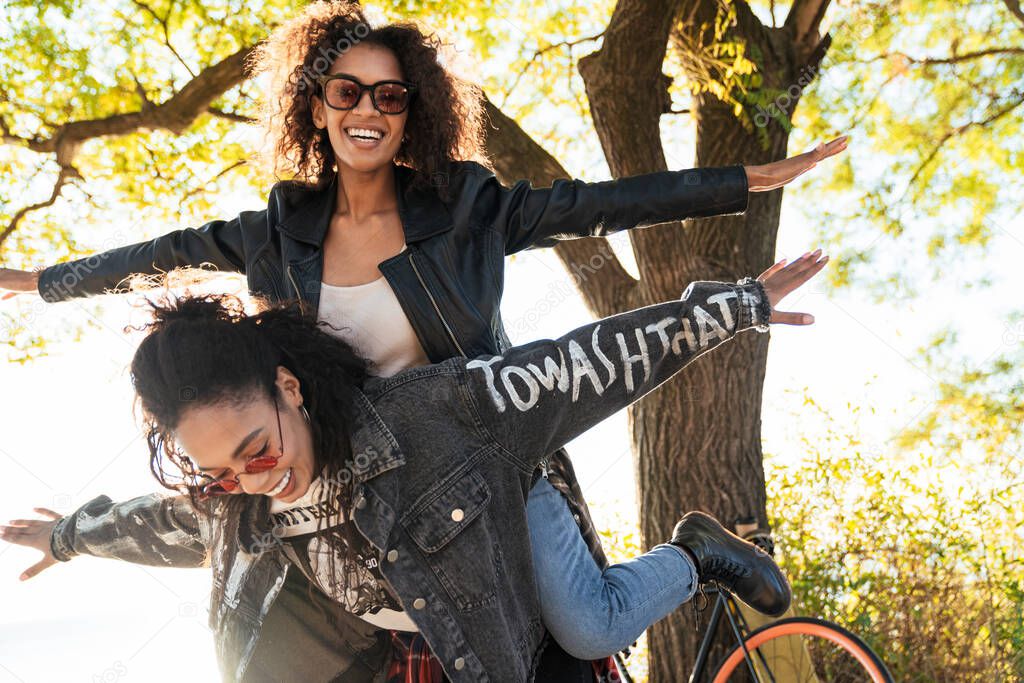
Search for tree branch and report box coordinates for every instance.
[1003,0,1024,28]
[180,159,248,203]
[1,166,77,249]
[861,46,1024,66]
[130,0,197,78]
[784,0,832,66]
[207,107,257,124]
[129,69,157,112]
[2,45,252,162]
[479,92,636,318]
[498,31,605,110]
[1,45,255,245]
[900,90,1024,204]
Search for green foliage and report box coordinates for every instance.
[0,0,301,270]
[792,0,1024,292]
[669,2,766,140]
[899,331,1024,459]
[595,505,651,682]
[767,394,1024,681]
[0,0,617,253]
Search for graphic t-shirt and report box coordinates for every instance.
[269,474,419,632]
[243,566,389,683]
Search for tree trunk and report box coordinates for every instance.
[639,93,790,680]
[573,1,831,677]
[482,1,832,677]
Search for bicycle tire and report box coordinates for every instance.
[711,616,894,683]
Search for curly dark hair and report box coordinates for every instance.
[249,1,489,196]
[130,292,375,611]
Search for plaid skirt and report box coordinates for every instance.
[385,631,621,682]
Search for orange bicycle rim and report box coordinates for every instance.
[712,619,889,683]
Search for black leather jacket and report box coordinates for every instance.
[39,160,748,355]
[37,158,748,678]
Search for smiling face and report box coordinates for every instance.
[310,42,410,174]
[174,367,316,503]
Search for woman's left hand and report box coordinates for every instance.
[744,136,849,192]
[757,249,829,325]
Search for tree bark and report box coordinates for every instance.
[574,0,831,678]
[638,96,786,679]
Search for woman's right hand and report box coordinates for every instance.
[0,267,41,300]
[0,507,64,580]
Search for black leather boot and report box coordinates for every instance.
[670,511,791,617]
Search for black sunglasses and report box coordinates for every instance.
[315,73,418,115]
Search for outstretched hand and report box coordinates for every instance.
[757,249,829,325]
[0,267,41,300]
[745,136,849,192]
[0,507,64,580]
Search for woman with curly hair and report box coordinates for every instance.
[2,253,826,682]
[0,2,845,680]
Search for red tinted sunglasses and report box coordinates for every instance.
[197,397,284,497]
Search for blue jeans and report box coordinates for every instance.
[526,476,698,660]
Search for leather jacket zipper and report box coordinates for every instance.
[408,251,467,357]
[286,264,302,301]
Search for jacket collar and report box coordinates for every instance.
[345,387,406,483]
[235,385,405,552]
[277,163,453,246]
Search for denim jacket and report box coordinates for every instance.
[50,278,770,681]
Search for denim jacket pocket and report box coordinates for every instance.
[403,469,500,611]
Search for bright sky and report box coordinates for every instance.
[1,7,1022,683]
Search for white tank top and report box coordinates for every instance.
[298,262,430,630]
[316,268,430,378]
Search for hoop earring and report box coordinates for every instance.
[300,405,311,424]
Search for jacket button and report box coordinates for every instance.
[412,598,426,610]
[453,657,465,670]
[450,508,464,522]
[386,549,399,562]
[355,496,367,510]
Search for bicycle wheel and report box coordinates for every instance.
[711,616,893,683]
